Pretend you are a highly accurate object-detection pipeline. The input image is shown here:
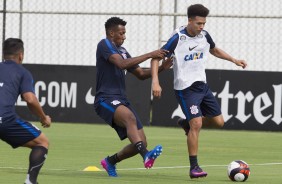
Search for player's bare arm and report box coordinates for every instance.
[151,58,163,98]
[22,92,51,128]
[210,47,247,69]
[132,57,173,80]
[109,49,168,70]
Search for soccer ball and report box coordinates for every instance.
[227,160,250,182]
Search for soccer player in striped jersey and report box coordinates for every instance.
[0,38,51,184]
[151,4,247,179]
[94,17,172,177]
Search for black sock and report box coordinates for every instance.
[27,146,48,183]
[107,153,120,165]
[189,155,198,170]
[134,141,148,159]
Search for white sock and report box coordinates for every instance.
[24,174,33,184]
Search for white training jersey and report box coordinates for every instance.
[162,26,215,90]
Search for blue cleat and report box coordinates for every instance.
[100,157,118,177]
[144,145,162,169]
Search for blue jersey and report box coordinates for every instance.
[0,60,34,119]
[95,38,138,99]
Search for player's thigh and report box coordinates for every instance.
[23,132,49,149]
[0,118,42,149]
[114,105,137,128]
[201,87,221,117]
[175,89,203,121]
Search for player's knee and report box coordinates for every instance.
[125,114,137,127]
[37,133,50,149]
[218,120,224,128]
[210,115,224,128]
[215,117,225,128]
[189,120,202,131]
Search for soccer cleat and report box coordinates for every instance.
[24,174,38,184]
[190,165,208,179]
[144,145,162,169]
[100,157,118,177]
[177,118,190,135]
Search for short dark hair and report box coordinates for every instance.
[105,17,127,34]
[3,38,24,57]
[187,4,209,18]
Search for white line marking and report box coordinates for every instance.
[0,162,281,172]
[116,162,282,171]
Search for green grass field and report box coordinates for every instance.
[1,122,282,184]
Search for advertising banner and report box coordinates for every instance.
[152,69,282,131]
[16,64,151,125]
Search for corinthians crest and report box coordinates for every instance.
[190,105,199,115]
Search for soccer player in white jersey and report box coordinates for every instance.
[151,4,247,179]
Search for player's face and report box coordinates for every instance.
[187,16,206,36]
[112,25,126,47]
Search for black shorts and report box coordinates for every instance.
[94,97,143,140]
[175,81,222,121]
[0,116,41,148]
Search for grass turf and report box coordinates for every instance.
[0,122,282,183]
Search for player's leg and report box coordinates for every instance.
[137,128,162,169]
[187,83,222,178]
[175,82,208,178]
[0,118,48,184]
[113,105,162,168]
[95,99,135,176]
[202,114,224,129]
[23,132,49,184]
[177,84,224,134]
[102,128,145,176]
[177,117,190,135]
[187,117,207,178]
[114,105,143,144]
[114,128,147,161]
[201,86,224,129]
[179,114,224,136]
[187,117,201,156]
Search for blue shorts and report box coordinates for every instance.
[0,116,41,148]
[94,97,143,140]
[175,81,221,121]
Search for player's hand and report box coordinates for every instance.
[234,59,247,69]
[40,115,51,128]
[152,82,162,98]
[160,57,173,70]
[150,49,168,59]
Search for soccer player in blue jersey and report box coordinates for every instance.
[151,4,247,179]
[95,17,171,177]
[0,38,51,184]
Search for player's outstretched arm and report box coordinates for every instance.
[109,49,168,70]
[210,47,247,69]
[131,57,173,80]
[151,58,163,98]
[22,92,51,128]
